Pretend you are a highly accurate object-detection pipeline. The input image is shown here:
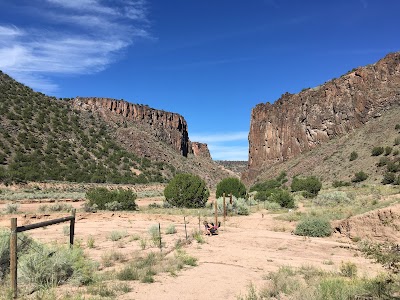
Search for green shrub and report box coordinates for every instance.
[216,177,246,198]
[291,176,322,197]
[294,217,332,237]
[332,180,351,188]
[384,146,393,156]
[86,188,137,211]
[269,189,295,208]
[214,196,251,216]
[393,149,399,156]
[352,171,368,183]
[349,151,358,161]
[371,146,384,156]
[254,188,280,201]
[394,137,400,146]
[19,245,96,289]
[3,203,19,214]
[164,174,209,208]
[387,162,399,173]
[313,191,351,206]
[165,224,176,234]
[339,261,357,278]
[395,124,400,130]
[377,157,389,167]
[249,172,287,192]
[382,172,396,184]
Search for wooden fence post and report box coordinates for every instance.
[158,223,162,252]
[198,213,200,232]
[69,209,76,248]
[223,193,226,226]
[214,200,218,227]
[10,218,17,299]
[184,217,188,241]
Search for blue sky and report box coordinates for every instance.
[1,1,399,160]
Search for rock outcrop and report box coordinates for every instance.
[190,142,211,159]
[72,97,190,156]
[245,52,400,181]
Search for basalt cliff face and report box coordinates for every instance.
[71,97,196,157]
[190,142,212,159]
[245,52,400,182]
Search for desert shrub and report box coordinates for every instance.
[214,196,251,215]
[47,202,73,212]
[148,225,161,246]
[3,203,19,214]
[19,244,96,289]
[269,189,295,208]
[332,180,351,188]
[340,261,357,278]
[352,171,368,183]
[371,146,384,156]
[164,174,209,208]
[108,231,127,242]
[382,172,396,184]
[104,201,123,211]
[384,146,392,156]
[165,224,176,234]
[86,188,137,211]
[313,191,351,206]
[249,172,287,192]
[394,137,400,146]
[387,161,399,173]
[291,176,322,197]
[359,241,400,273]
[216,177,246,198]
[254,188,280,201]
[377,157,389,167]
[294,217,332,237]
[395,124,400,130]
[349,151,358,161]
[393,149,399,156]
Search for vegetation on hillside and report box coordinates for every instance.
[0,71,175,185]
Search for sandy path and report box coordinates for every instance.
[0,205,384,300]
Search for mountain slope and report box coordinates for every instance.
[0,71,230,187]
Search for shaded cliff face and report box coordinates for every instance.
[246,52,400,181]
[72,97,190,156]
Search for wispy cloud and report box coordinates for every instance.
[0,0,150,94]
[191,131,248,161]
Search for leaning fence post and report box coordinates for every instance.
[69,209,76,248]
[184,217,188,241]
[10,218,17,299]
[223,193,226,226]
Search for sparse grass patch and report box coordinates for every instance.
[192,230,205,244]
[86,235,95,248]
[165,224,177,234]
[101,250,126,267]
[117,249,197,283]
[108,230,128,242]
[3,203,19,214]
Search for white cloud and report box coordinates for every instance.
[191,131,249,161]
[191,131,248,143]
[0,0,150,94]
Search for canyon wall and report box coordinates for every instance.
[245,52,400,181]
[71,97,192,156]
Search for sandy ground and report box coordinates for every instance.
[0,199,387,300]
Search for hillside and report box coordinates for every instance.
[244,52,400,183]
[0,71,230,187]
[247,105,400,186]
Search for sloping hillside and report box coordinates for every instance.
[0,71,230,187]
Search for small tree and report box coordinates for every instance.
[164,174,209,208]
[216,177,246,199]
[352,171,368,183]
[291,176,322,197]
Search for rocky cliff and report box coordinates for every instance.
[71,97,192,157]
[190,142,212,159]
[246,52,400,181]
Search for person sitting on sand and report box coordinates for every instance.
[203,221,216,235]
